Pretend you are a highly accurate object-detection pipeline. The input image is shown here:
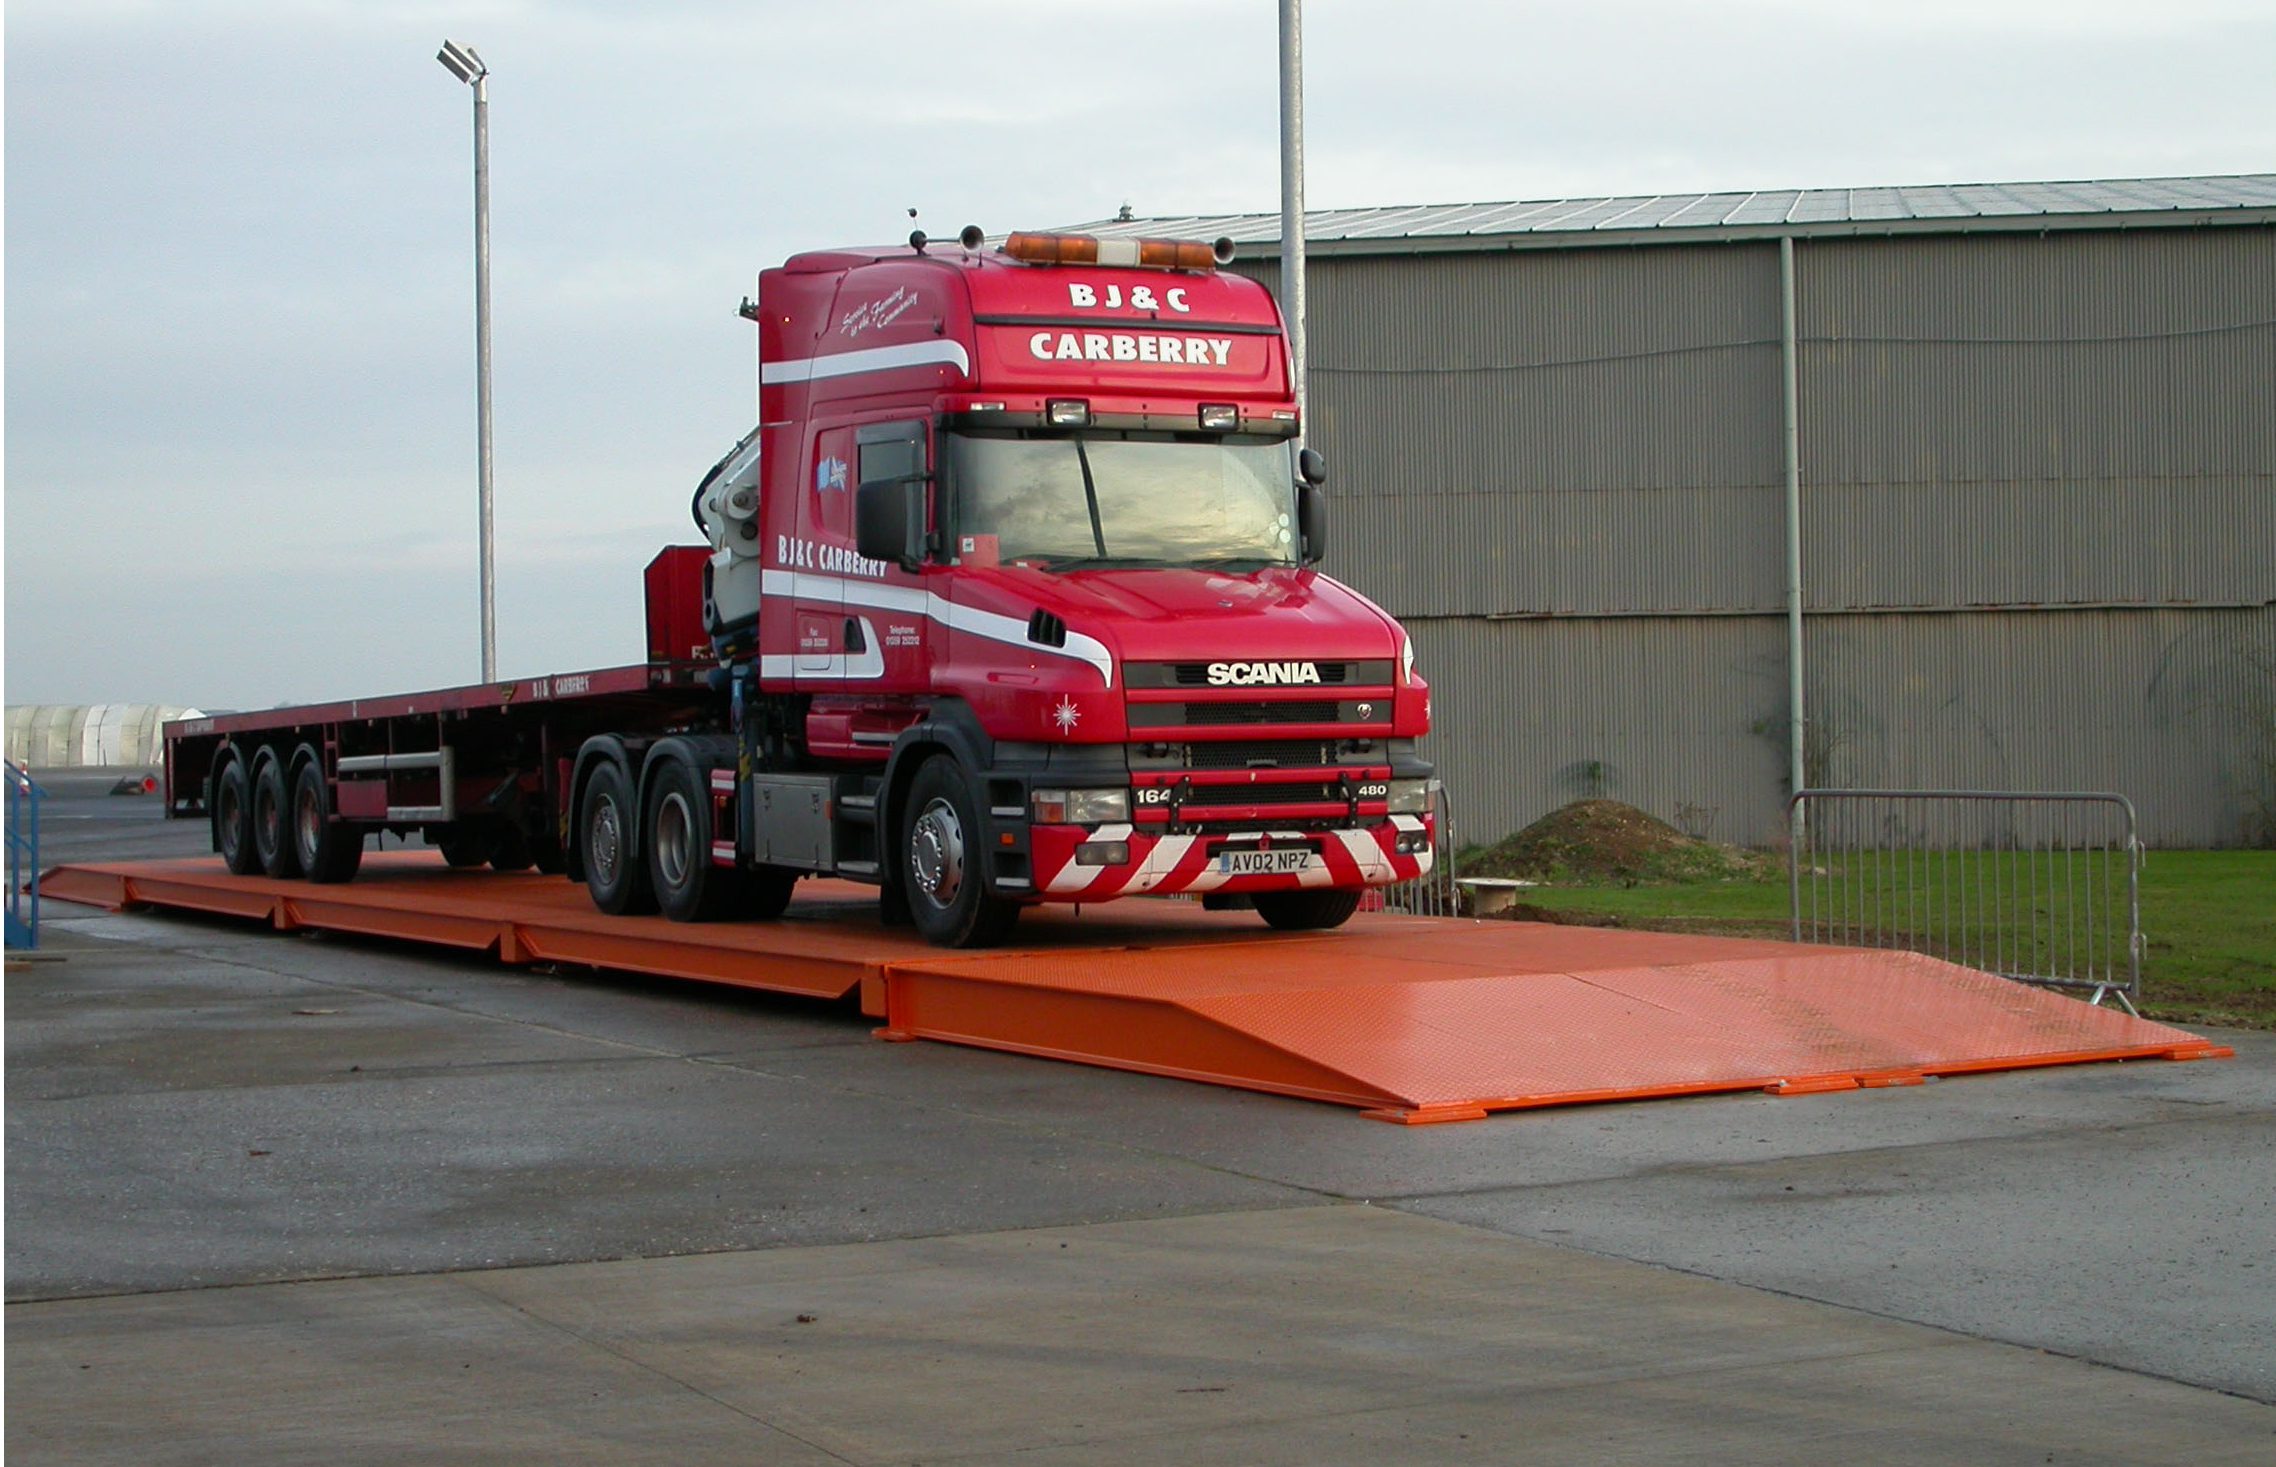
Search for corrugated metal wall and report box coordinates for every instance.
[1238,224,2276,847]
[1797,230,2275,613]
[1412,605,2272,850]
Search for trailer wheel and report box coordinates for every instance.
[900,757,1020,948]
[1252,888,1361,931]
[644,758,745,922]
[290,754,364,884]
[214,756,260,876]
[580,760,656,916]
[251,753,303,879]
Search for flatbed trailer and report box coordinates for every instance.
[166,650,719,885]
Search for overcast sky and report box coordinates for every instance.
[7,0,2272,711]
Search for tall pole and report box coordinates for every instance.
[1278,0,1308,418]
[440,40,496,684]
[1780,235,1806,808]
[471,68,496,684]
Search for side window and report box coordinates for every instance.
[856,420,927,488]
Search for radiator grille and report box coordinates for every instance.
[1182,740,1341,770]
[1177,700,1341,726]
[1182,781,1345,807]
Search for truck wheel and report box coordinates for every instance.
[251,752,303,879]
[1253,889,1361,931]
[900,757,1020,948]
[215,756,260,876]
[290,754,364,884]
[645,758,742,922]
[580,760,656,916]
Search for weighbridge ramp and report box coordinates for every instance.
[40,855,2229,1123]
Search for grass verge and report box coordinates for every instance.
[1475,849,2274,1030]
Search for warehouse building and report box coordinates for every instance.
[1086,176,2276,848]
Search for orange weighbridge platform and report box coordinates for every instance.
[40,854,2230,1124]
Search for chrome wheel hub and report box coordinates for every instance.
[655,791,693,887]
[590,799,623,882]
[910,797,966,907]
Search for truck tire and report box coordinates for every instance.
[214,756,260,876]
[290,753,364,884]
[251,752,303,879]
[644,758,741,922]
[580,760,656,916]
[1252,888,1361,931]
[900,756,1020,948]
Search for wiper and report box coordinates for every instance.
[1188,556,1282,572]
[1038,555,1174,573]
[1073,439,1109,558]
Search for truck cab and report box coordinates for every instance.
[685,229,1435,944]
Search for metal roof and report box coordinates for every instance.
[1071,175,2276,256]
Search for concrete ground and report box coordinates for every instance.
[8,773,2273,1462]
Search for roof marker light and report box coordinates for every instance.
[1004,232,1231,271]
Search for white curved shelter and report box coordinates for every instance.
[4,705,205,768]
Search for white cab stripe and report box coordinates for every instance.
[761,340,971,385]
[759,570,1113,687]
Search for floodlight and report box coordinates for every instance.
[437,40,486,83]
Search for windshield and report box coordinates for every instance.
[946,433,1297,570]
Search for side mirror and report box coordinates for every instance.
[1297,481,1327,565]
[1297,446,1328,487]
[856,477,927,571]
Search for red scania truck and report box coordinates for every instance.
[164,227,1436,946]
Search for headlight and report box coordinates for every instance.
[1031,787,1129,824]
[1387,778,1431,814]
[1068,788,1129,823]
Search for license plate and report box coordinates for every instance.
[1218,847,1313,876]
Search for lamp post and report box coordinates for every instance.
[1278,0,1307,420]
[437,39,495,684]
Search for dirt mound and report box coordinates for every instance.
[1461,799,1774,885]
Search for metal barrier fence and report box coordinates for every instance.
[1787,789,2143,1010]
[6,761,46,950]
[1378,780,1462,918]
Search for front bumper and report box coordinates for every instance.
[1029,814,1435,901]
